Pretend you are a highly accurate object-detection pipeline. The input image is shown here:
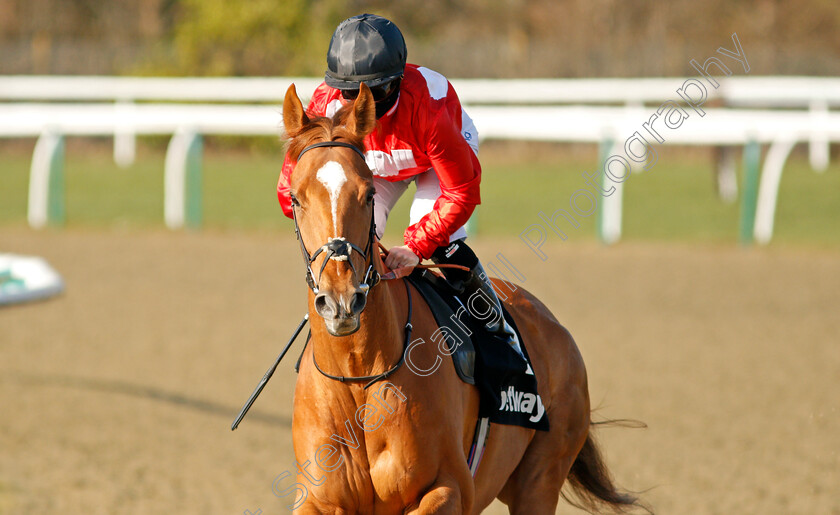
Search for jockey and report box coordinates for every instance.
[278,13,525,359]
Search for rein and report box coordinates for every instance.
[376,241,471,279]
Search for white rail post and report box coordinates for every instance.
[738,140,761,245]
[597,137,624,245]
[715,146,739,203]
[114,99,137,168]
[164,128,203,229]
[809,99,829,172]
[27,130,65,228]
[754,136,796,245]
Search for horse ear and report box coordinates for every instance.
[283,84,309,138]
[345,83,376,138]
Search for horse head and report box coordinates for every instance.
[283,83,378,336]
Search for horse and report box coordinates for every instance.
[281,82,646,514]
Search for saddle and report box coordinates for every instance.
[407,269,549,432]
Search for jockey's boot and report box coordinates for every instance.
[432,239,527,364]
[461,261,527,362]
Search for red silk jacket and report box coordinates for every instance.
[278,64,481,259]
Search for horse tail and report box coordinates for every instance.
[561,420,652,514]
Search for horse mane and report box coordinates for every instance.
[284,105,366,161]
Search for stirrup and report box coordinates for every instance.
[465,263,528,362]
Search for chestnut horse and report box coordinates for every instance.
[282,83,644,514]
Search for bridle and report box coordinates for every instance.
[290,139,410,390]
[233,104,486,424]
[230,140,400,427]
[290,140,381,297]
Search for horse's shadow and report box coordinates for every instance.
[9,372,292,428]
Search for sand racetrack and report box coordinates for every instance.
[1,228,838,514]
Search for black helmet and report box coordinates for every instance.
[325,14,406,90]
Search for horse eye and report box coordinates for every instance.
[366,190,375,205]
[290,193,300,206]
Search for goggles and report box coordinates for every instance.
[341,78,401,102]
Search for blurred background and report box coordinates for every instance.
[1,1,838,514]
[3,0,840,77]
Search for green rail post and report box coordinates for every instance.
[47,134,65,227]
[164,129,203,230]
[739,140,760,245]
[185,133,203,229]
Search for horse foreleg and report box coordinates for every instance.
[405,481,470,515]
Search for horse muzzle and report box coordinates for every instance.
[314,289,367,336]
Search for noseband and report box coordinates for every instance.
[291,141,380,296]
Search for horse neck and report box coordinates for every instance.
[307,247,406,380]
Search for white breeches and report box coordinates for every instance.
[373,169,469,243]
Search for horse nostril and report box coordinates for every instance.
[349,291,367,316]
[314,293,337,318]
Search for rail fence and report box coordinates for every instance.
[2,76,838,244]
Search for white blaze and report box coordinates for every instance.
[316,161,348,236]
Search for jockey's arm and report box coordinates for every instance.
[403,107,481,260]
[278,157,296,219]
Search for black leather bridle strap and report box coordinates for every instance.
[311,278,413,389]
[292,196,377,293]
[297,141,366,163]
[290,140,378,293]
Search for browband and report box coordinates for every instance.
[297,141,367,163]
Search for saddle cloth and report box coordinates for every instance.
[407,270,549,432]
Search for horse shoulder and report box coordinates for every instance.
[359,299,478,510]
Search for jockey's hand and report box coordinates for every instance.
[385,245,420,270]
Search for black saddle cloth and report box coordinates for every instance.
[406,270,549,431]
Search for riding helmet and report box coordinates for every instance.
[325,14,407,90]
